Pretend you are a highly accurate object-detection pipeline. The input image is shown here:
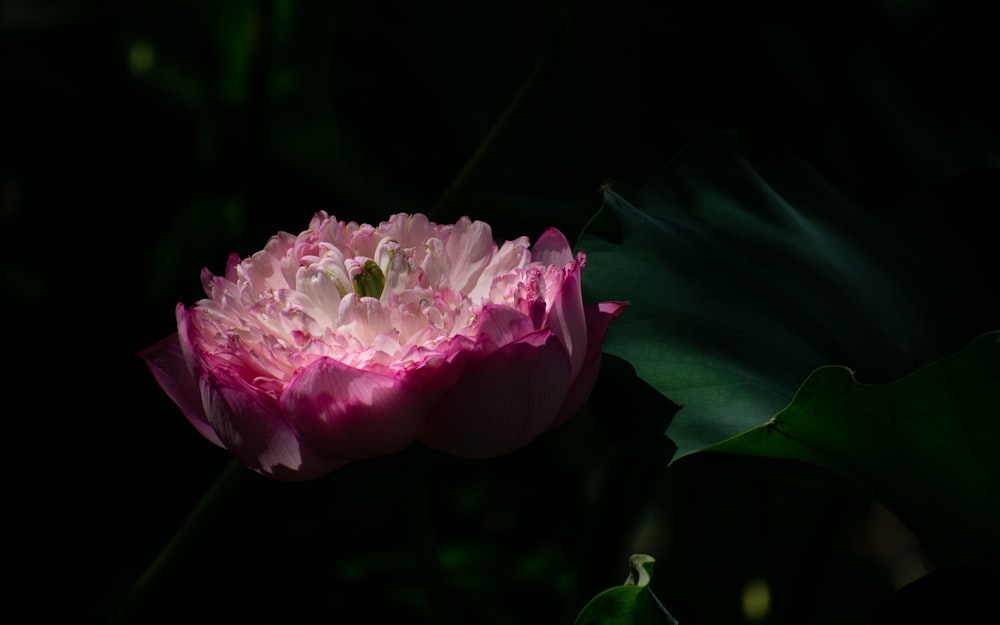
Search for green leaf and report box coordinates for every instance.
[578,131,948,458]
[575,555,678,625]
[705,331,1000,573]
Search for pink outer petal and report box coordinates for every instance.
[544,260,588,381]
[550,300,628,427]
[396,304,536,403]
[418,329,572,458]
[281,358,430,461]
[140,332,223,448]
[531,227,575,267]
[202,367,346,481]
[396,344,475,402]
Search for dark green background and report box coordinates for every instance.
[4,1,997,623]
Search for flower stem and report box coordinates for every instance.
[406,444,452,624]
[106,459,246,625]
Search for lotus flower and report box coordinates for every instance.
[141,212,625,480]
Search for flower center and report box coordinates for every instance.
[353,259,386,299]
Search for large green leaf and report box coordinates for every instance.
[706,331,1000,573]
[578,132,952,458]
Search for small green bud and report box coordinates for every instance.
[353,259,386,299]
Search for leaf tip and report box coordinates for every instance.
[624,554,656,587]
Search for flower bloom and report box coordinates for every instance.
[141,212,625,480]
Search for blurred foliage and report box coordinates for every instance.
[3,0,998,624]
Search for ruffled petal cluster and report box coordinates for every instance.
[142,212,625,480]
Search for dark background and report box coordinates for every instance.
[4,1,997,623]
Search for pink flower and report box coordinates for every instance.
[141,212,625,480]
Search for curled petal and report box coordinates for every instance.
[140,332,222,448]
[201,367,345,480]
[445,217,495,293]
[531,227,575,267]
[544,258,588,381]
[419,329,571,458]
[282,358,429,460]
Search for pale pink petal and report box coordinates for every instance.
[242,240,293,293]
[551,300,628,426]
[221,253,240,281]
[474,304,536,352]
[295,261,345,328]
[347,222,379,258]
[381,212,437,250]
[531,227,575,267]
[309,210,330,231]
[418,329,571,458]
[281,358,429,460]
[543,259,588,381]
[466,237,531,304]
[140,332,223,448]
[337,293,394,346]
[421,237,451,290]
[445,217,495,293]
[201,367,345,480]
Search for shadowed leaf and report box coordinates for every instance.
[707,331,1000,573]
[579,132,951,458]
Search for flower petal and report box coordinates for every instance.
[531,227,575,267]
[201,367,345,480]
[396,338,477,402]
[466,236,531,304]
[336,293,394,346]
[140,332,223,448]
[281,358,429,460]
[418,329,571,458]
[544,258,588,381]
[445,217,495,293]
[474,304,536,352]
[551,300,628,426]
